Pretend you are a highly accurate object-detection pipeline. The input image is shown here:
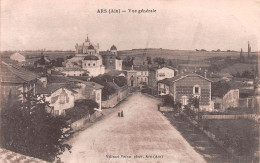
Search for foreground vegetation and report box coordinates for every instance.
[1,92,72,162]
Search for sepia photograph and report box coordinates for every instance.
[0,0,259,162]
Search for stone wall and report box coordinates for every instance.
[70,111,103,131]
[202,114,258,121]
[102,87,128,108]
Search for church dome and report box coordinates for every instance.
[110,45,117,51]
[88,45,95,50]
[84,56,98,60]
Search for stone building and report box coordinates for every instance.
[157,73,213,111]
[0,62,39,103]
[156,66,177,81]
[10,52,26,63]
[64,36,105,77]
[101,45,122,71]
[35,75,103,115]
[126,66,149,87]
[213,89,239,111]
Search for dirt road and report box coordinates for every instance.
[60,93,206,163]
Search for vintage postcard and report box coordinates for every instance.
[0,0,259,162]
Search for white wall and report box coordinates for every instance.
[156,67,175,81]
[45,88,75,115]
[115,59,122,71]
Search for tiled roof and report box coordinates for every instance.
[58,67,87,72]
[50,70,64,76]
[105,70,126,77]
[0,62,39,83]
[159,66,178,70]
[124,66,149,71]
[36,83,78,95]
[107,82,121,90]
[0,147,46,163]
[158,73,213,85]
[49,75,104,90]
[179,63,210,67]
[84,81,104,90]
[84,56,98,60]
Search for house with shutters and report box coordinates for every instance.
[35,75,103,116]
[158,73,214,111]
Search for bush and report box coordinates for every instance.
[162,95,174,107]
[65,99,98,122]
[141,88,150,93]
[90,76,116,100]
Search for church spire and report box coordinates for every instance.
[86,34,90,42]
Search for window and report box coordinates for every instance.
[54,110,59,116]
[158,73,165,77]
[93,63,95,66]
[181,96,188,105]
[88,63,91,66]
[195,87,199,94]
[193,85,201,97]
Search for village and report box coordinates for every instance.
[0,35,259,162]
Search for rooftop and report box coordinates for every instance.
[158,73,213,84]
[35,83,78,95]
[0,62,39,83]
[105,70,126,77]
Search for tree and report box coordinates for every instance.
[162,95,174,107]
[168,60,173,67]
[212,81,231,97]
[208,64,220,72]
[147,57,152,64]
[90,76,116,100]
[153,57,165,66]
[1,93,72,162]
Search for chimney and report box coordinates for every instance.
[43,81,47,88]
[47,68,51,74]
[181,71,184,77]
[39,76,47,87]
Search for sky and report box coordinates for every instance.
[1,0,260,51]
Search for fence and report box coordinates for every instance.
[202,114,258,121]
[159,106,174,112]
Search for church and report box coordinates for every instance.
[64,36,105,77]
[101,45,122,71]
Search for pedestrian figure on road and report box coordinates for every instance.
[118,111,120,117]
[121,110,124,117]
